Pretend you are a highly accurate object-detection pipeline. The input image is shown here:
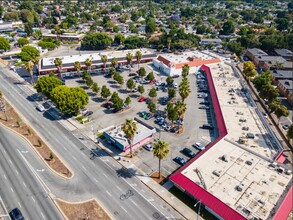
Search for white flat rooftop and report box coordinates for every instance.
[180,62,292,220]
[159,51,216,64]
[42,49,153,67]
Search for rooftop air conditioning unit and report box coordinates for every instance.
[285,170,292,175]
[212,170,220,177]
[236,184,244,192]
[246,160,253,165]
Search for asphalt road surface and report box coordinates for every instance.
[0,124,63,220]
[0,66,183,219]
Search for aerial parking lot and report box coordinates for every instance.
[63,63,216,178]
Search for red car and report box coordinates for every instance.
[138,97,147,102]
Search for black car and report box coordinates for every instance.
[84,111,93,117]
[172,74,180,78]
[170,126,179,133]
[9,208,24,220]
[103,102,113,109]
[128,73,137,77]
[174,156,186,165]
[182,148,196,158]
[200,101,210,105]
[202,124,214,130]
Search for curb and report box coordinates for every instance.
[0,96,74,180]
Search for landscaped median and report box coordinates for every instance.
[0,98,72,178]
[56,198,112,220]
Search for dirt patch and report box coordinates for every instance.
[0,98,72,178]
[150,171,166,184]
[56,199,111,220]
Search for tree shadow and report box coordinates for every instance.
[107,80,116,84]
[118,89,128,94]
[110,85,120,89]
[87,91,95,97]
[102,109,114,114]
[116,167,137,179]
[129,94,139,98]
[92,97,104,103]
[80,85,88,90]
[75,79,84,84]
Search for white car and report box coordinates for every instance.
[193,142,205,151]
[155,81,162,86]
[36,104,45,112]
[144,144,153,151]
[283,124,290,130]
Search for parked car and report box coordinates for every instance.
[193,142,205,151]
[199,106,210,110]
[170,126,179,133]
[283,124,290,130]
[262,112,268,118]
[182,148,196,158]
[174,156,186,165]
[172,74,180,78]
[201,124,214,130]
[155,81,162,86]
[145,113,154,120]
[128,73,137,77]
[103,102,113,109]
[138,97,147,102]
[199,101,210,105]
[144,144,153,151]
[36,104,45,112]
[80,108,88,114]
[84,111,93,117]
[9,208,24,220]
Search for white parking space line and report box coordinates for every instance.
[121,206,128,213]
[17,202,22,208]
[41,212,45,219]
[3,174,7,180]
[10,187,14,193]
[31,196,36,203]
[23,182,27,188]
[106,190,112,197]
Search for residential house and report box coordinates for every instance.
[271,70,293,105]
[274,49,293,61]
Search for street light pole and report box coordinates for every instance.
[194,200,201,220]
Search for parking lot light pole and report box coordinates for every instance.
[194,200,201,220]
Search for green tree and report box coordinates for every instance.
[138,67,146,78]
[168,88,176,100]
[74,61,82,77]
[166,102,179,122]
[17,38,29,47]
[259,84,279,103]
[166,76,174,86]
[101,55,108,70]
[81,32,113,50]
[135,50,142,69]
[153,140,170,178]
[101,85,111,101]
[35,75,62,98]
[182,64,189,78]
[0,37,11,52]
[124,36,148,49]
[145,17,157,34]
[114,33,125,45]
[126,78,136,91]
[126,52,133,65]
[84,58,92,71]
[112,94,124,110]
[275,18,290,31]
[220,20,235,35]
[121,119,137,158]
[54,57,63,76]
[124,96,131,106]
[253,70,272,92]
[31,56,40,75]
[24,61,34,84]
[146,72,155,81]
[24,23,33,36]
[286,125,293,140]
[147,101,156,113]
[111,57,118,68]
[137,85,145,97]
[179,78,191,102]
[275,105,289,124]
[149,87,157,100]
[92,82,100,96]
[18,46,40,62]
[243,61,257,81]
[175,101,187,118]
[85,75,94,88]
[109,67,116,78]
[51,86,89,115]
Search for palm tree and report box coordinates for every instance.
[179,78,191,102]
[74,61,82,77]
[84,58,92,71]
[54,57,63,77]
[0,90,8,121]
[135,50,142,69]
[31,56,40,75]
[121,119,137,158]
[101,55,108,72]
[111,57,118,69]
[175,101,187,119]
[126,52,133,66]
[153,140,170,178]
[24,61,34,84]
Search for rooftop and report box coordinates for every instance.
[273,70,293,79]
[159,51,216,64]
[247,48,268,56]
[278,80,293,92]
[171,62,292,220]
[106,118,156,148]
[274,49,293,58]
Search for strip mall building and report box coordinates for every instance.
[170,63,292,220]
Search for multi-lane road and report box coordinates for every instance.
[0,66,182,219]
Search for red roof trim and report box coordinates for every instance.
[170,65,244,220]
[273,187,293,220]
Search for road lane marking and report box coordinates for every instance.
[23,182,27,188]
[9,159,12,165]
[41,212,45,219]
[81,165,86,171]
[10,187,14,193]
[131,200,138,207]
[72,155,77,161]
[93,177,98,183]
[103,173,108,178]
[106,190,112,197]
[31,196,36,203]
[15,169,19,175]
[17,202,22,208]
[3,174,7,180]
[121,206,128,213]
